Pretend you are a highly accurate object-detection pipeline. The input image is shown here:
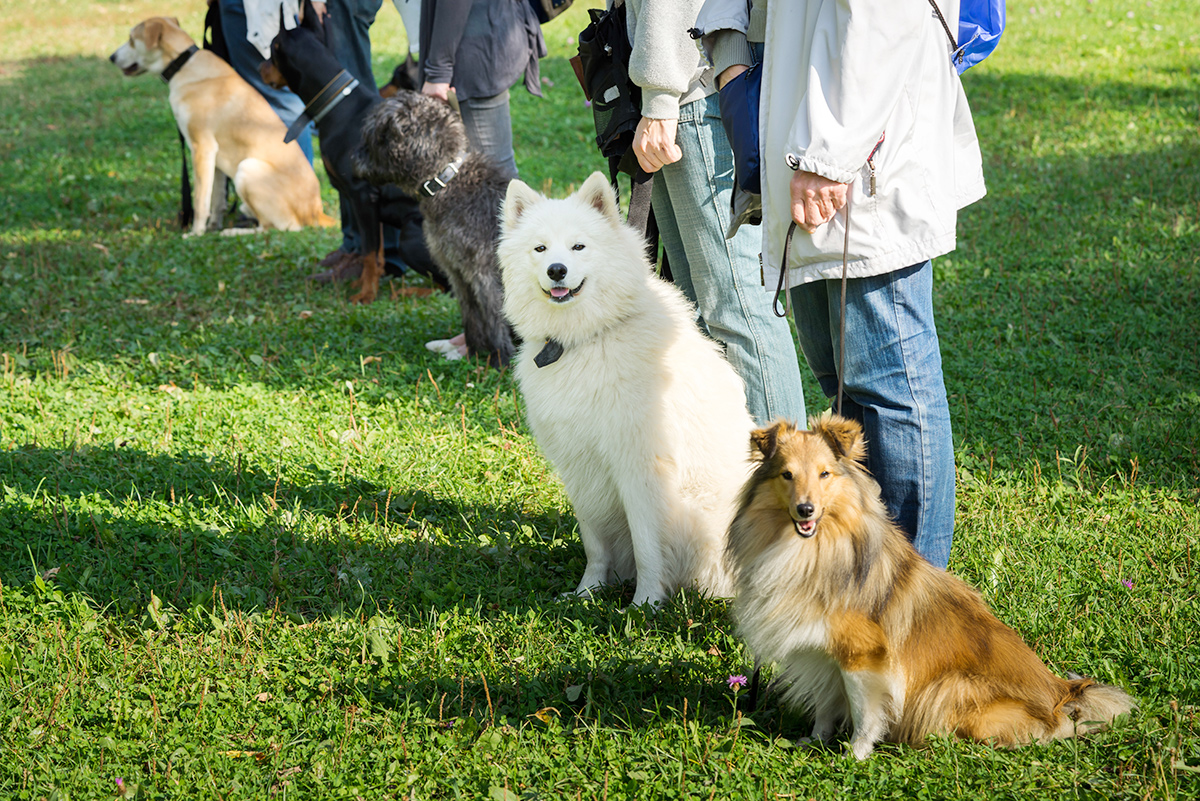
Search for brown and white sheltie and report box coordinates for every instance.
[727,414,1134,758]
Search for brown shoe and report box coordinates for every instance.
[318,247,349,268]
[308,251,363,283]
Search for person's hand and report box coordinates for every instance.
[422,81,452,103]
[310,1,328,23]
[716,64,748,90]
[790,171,849,233]
[633,117,682,173]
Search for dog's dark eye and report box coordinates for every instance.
[820,470,831,479]
[534,245,546,253]
[780,470,793,481]
[571,243,585,251]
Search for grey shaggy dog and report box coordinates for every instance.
[353,90,514,367]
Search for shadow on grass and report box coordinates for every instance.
[0,444,580,621]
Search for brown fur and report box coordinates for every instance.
[110,17,335,235]
[727,413,1135,758]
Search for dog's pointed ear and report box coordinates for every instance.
[143,18,165,50]
[750,420,788,463]
[300,0,326,39]
[502,179,542,233]
[811,412,867,464]
[167,16,180,27]
[577,171,620,224]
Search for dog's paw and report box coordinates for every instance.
[425,339,465,360]
[849,737,876,760]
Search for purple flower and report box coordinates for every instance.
[1122,579,1134,589]
[727,674,747,689]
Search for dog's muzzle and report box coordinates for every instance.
[544,278,585,303]
[793,517,818,538]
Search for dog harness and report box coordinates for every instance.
[418,155,465,198]
[160,45,198,83]
[285,69,360,143]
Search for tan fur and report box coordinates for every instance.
[728,413,1135,758]
[110,17,335,235]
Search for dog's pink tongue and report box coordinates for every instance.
[550,286,570,298]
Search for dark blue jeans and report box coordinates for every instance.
[789,261,955,568]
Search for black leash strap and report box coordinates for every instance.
[772,200,852,414]
[177,129,193,230]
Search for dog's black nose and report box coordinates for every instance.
[109,53,116,63]
[796,502,815,519]
[546,263,567,281]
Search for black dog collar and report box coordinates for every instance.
[418,155,465,198]
[534,338,564,368]
[160,45,198,83]
[285,70,360,142]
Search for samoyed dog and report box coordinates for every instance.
[498,172,756,607]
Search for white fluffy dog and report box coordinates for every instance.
[498,172,756,607]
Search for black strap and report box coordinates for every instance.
[611,158,668,277]
[203,1,231,62]
[177,129,193,230]
[160,44,198,83]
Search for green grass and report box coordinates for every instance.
[1,0,1198,798]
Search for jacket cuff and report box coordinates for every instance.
[791,154,857,185]
[709,30,753,77]
[641,88,682,121]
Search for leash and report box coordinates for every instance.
[748,198,852,716]
[160,46,201,230]
[772,201,851,415]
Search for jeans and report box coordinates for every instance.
[219,0,314,164]
[326,0,404,266]
[651,92,806,427]
[459,90,519,180]
[788,261,955,569]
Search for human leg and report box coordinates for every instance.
[458,90,518,180]
[219,0,313,163]
[651,94,806,426]
[326,0,405,264]
[788,262,955,568]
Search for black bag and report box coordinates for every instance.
[529,0,572,24]
[572,2,668,279]
[575,4,642,176]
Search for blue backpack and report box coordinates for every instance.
[930,0,1006,74]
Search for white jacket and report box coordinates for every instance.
[696,0,986,288]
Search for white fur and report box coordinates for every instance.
[498,172,755,607]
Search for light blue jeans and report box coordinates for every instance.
[219,0,314,164]
[652,92,806,427]
[788,261,955,569]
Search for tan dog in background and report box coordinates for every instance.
[727,414,1134,758]
[110,16,334,235]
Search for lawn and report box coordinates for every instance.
[1,1,1197,799]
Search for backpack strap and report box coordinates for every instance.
[927,0,964,68]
